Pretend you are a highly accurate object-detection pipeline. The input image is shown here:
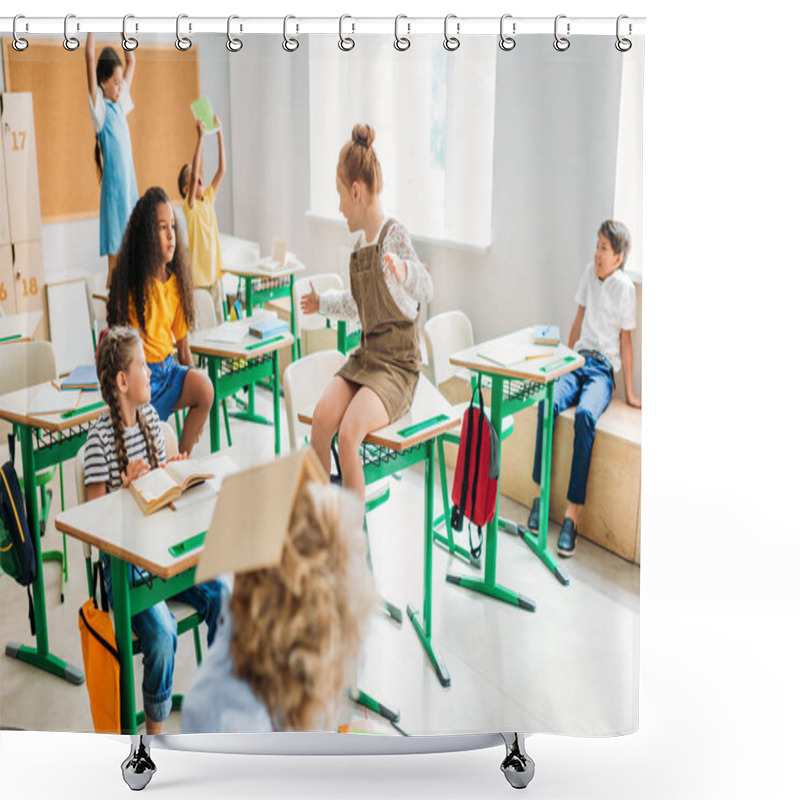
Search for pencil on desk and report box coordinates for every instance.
[525,353,551,361]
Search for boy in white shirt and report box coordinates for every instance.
[528,220,641,557]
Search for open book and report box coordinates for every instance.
[130,460,214,515]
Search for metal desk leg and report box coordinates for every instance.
[289,274,298,361]
[407,440,451,687]
[110,556,138,734]
[446,376,536,612]
[272,351,281,455]
[515,382,570,586]
[4,425,84,685]
[208,358,221,454]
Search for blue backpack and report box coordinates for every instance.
[0,434,37,635]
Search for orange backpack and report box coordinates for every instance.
[78,561,121,733]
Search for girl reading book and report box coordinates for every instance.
[300,124,433,502]
[84,326,223,735]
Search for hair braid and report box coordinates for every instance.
[95,326,149,482]
[136,408,161,469]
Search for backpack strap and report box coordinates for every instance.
[7,433,15,467]
[92,561,110,613]
[26,585,36,637]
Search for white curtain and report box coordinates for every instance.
[308,35,496,249]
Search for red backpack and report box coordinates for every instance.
[450,386,499,558]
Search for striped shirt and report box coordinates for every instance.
[84,404,166,491]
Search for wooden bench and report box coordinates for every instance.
[500,397,641,564]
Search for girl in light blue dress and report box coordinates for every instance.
[85,33,139,288]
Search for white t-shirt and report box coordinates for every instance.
[88,79,134,135]
[574,262,636,373]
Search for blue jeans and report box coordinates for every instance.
[532,358,614,506]
[102,556,223,723]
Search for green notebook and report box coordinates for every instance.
[190,97,219,134]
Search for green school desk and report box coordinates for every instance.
[0,383,107,685]
[223,257,306,362]
[188,323,294,456]
[299,375,461,688]
[449,329,585,604]
[55,458,229,734]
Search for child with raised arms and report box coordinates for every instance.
[179,114,227,324]
[84,326,223,735]
[107,186,213,455]
[85,33,138,288]
[300,124,433,503]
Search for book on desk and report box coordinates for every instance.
[532,324,560,346]
[249,317,290,339]
[130,460,214,516]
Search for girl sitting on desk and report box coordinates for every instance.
[300,124,433,503]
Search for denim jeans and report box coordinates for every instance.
[532,357,614,506]
[102,555,223,722]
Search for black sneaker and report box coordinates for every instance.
[527,497,540,531]
[557,518,577,557]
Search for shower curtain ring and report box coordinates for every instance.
[553,14,570,51]
[499,14,516,51]
[63,14,80,51]
[283,15,299,52]
[176,14,192,51]
[12,15,29,52]
[394,15,411,51]
[226,16,243,52]
[615,15,632,52]
[443,14,460,51]
[338,15,355,51]
[121,14,138,51]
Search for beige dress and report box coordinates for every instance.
[336,218,421,422]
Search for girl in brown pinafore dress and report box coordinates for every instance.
[300,124,433,503]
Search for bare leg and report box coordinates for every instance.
[338,387,389,502]
[145,715,162,735]
[106,253,117,289]
[310,377,358,476]
[565,501,580,525]
[174,370,214,455]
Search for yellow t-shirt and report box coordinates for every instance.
[183,184,222,288]
[128,273,189,364]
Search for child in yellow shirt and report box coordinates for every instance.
[179,114,226,323]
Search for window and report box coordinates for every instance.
[308,36,496,249]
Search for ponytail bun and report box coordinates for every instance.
[351,124,375,149]
[339,123,382,195]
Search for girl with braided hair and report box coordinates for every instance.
[84,326,223,735]
[107,186,213,455]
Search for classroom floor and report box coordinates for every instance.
[0,383,639,737]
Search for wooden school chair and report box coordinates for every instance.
[423,310,515,567]
[0,340,69,600]
[73,421,205,728]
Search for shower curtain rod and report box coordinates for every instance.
[0,15,646,39]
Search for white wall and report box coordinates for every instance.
[228,35,642,396]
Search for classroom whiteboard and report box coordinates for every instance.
[46,279,95,376]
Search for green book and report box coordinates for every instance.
[190,97,219,134]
